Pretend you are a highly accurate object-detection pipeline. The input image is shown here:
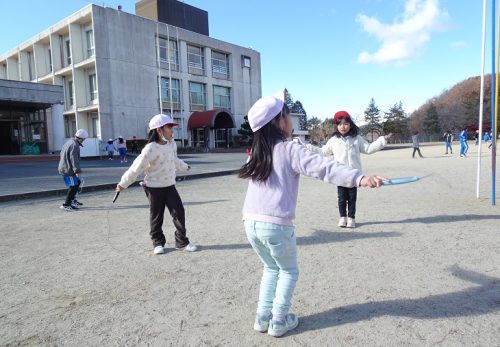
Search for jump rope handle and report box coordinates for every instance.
[112,191,120,203]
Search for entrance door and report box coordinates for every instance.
[0,121,20,154]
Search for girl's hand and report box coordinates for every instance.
[359,175,388,188]
[384,133,393,140]
[187,165,191,171]
[116,184,125,192]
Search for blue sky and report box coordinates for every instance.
[0,0,489,122]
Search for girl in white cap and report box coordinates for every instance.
[116,114,197,254]
[239,91,386,337]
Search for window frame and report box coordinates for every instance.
[189,81,206,111]
[213,85,231,110]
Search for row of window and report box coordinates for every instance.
[157,37,251,80]
[159,77,231,111]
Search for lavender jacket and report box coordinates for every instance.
[242,141,363,226]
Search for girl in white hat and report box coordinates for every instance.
[239,92,386,337]
[116,114,197,254]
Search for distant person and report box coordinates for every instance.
[58,129,88,211]
[105,139,116,160]
[239,92,386,337]
[116,114,197,255]
[116,136,127,163]
[443,130,453,154]
[488,131,493,149]
[131,136,140,154]
[483,131,490,144]
[474,130,479,146]
[308,110,392,228]
[459,127,469,157]
[412,131,423,158]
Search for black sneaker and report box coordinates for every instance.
[60,205,74,212]
[72,200,83,206]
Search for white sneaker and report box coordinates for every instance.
[254,314,271,333]
[176,243,198,252]
[346,218,356,228]
[153,246,166,254]
[268,313,299,337]
[338,217,347,227]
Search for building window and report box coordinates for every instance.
[68,80,74,106]
[89,112,99,137]
[242,56,251,68]
[27,52,34,81]
[189,82,206,111]
[86,29,94,58]
[64,114,76,138]
[89,73,97,103]
[212,51,229,79]
[158,38,179,70]
[65,39,71,66]
[48,48,52,72]
[213,86,230,110]
[187,45,204,75]
[160,77,181,110]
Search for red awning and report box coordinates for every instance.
[188,109,235,129]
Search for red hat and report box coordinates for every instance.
[333,110,351,121]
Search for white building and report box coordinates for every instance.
[0,1,261,155]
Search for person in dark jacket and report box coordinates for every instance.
[58,129,88,211]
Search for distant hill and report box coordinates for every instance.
[410,74,496,133]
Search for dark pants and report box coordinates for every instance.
[337,186,357,218]
[64,181,80,206]
[144,185,190,249]
[412,147,423,158]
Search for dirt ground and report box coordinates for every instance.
[1,143,499,346]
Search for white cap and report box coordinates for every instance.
[75,129,89,139]
[108,138,113,141]
[248,91,285,132]
[149,114,178,130]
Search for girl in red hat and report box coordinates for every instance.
[308,111,392,228]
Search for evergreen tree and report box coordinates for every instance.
[383,101,409,142]
[238,115,253,140]
[364,98,382,140]
[284,88,294,109]
[423,104,441,135]
[291,100,308,130]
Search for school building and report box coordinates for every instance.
[0,0,261,155]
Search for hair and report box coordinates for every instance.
[118,137,124,144]
[147,128,161,143]
[332,116,359,138]
[238,104,290,182]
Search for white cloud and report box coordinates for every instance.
[356,0,447,65]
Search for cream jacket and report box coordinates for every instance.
[118,140,189,188]
[308,135,387,171]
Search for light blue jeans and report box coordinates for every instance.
[244,220,299,318]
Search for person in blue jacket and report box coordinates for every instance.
[459,127,469,157]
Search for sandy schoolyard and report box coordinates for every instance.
[1,144,499,346]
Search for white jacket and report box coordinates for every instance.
[118,140,189,188]
[308,135,387,171]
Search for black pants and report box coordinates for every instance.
[337,186,357,218]
[144,185,190,249]
[64,181,80,206]
[412,147,423,158]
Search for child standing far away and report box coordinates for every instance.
[239,92,386,337]
[115,114,197,255]
[307,111,392,228]
[411,131,424,158]
[459,127,469,157]
[117,136,127,163]
[444,130,453,154]
[58,129,88,211]
[105,139,116,160]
